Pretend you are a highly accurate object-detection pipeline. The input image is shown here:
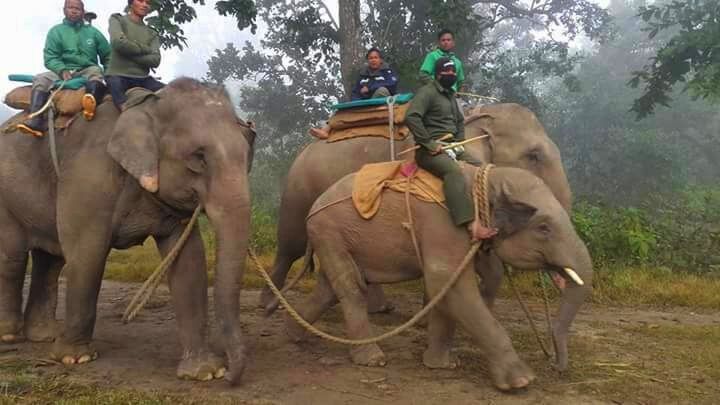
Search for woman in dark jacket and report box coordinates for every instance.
[105,0,164,110]
[351,48,398,100]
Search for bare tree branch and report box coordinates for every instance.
[319,0,339,31]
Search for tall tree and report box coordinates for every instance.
[338,0,363,96]
[147,0,258,49]
[629,0,720,118]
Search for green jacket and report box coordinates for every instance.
[406,81,464,152]
[105,14,161,78]
[418,48,465,92]
[43,19,111,75]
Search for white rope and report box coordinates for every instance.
[386,95,396,161]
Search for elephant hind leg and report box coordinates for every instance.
[0,217,28,344]
[24,250,63,342]
[319,248,386,367]
[284,269,338,343]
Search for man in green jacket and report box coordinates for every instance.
[105,0,164,111]
[418,29,465,93]
[18,0,111,137]
[406,57,495,241]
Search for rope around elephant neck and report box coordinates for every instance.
[252,164,495,346]
[123,205,203,322]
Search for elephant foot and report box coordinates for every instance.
[0,320,23,344]
[259,287,274,309]
[350,344,387,367]
[423,348,459,369]
[177,350,226,381]
[488,358,535,391]
[224,346,249,386]
[24,319,59,342]
[50,341,98,365]
[284,313,308,343]
[367,302,395,314]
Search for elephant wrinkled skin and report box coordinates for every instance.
[260,103,572,310]
[287,165,592,391]
[0,78,255,385]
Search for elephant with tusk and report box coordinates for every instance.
[285,164,592,391]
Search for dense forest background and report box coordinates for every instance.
[201,0,718,272]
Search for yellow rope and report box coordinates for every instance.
[122,206,203,322]
[253,164,495,346]
[249,244,479,345]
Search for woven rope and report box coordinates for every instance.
[123,206,203,322]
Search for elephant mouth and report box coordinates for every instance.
[544,265,584,290]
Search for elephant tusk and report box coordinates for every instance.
[563,267,584,286]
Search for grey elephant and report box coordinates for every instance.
[0,78,254,384]
[260,103,573,310]
[285,164,591,391]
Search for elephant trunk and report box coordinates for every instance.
[204,173,251,386]
[552,240,593,371]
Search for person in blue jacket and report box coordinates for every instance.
[351,47,398,100]
[310,48,398,138]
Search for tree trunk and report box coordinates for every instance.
[338,0,363,100]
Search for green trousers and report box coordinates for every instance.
[416,149,478,226]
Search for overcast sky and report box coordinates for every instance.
[0,0,340,118]
[0,0,609,120]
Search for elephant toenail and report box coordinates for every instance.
[214,368,226,379]
[513,377,529,388]
[62,356,76,365]
[1,334,16,343]
[78,354,92,364]
[200,372,213,381]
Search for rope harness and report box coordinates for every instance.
[122,206,203,322]
[249,164,496,345]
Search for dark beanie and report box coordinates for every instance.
[434,57,456,76]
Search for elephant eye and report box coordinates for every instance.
[186,149,207,174]
[527,148,542,164]
[537,223,551,236]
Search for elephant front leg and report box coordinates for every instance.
[155,228,226,382]
[51,247,109,364]
[427,265,535,391]
[423,308,458,369]
[23,250,63,342]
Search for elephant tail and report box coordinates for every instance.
[263,244,314,317]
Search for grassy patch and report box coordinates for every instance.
[454,323,720,403]
[499,266,720,310]
[0,359,235,404]
[102,222,720,311]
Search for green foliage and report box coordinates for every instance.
[629,0,720,118]
[250,204,277,254]
[146,0,257,50]
[573,202,657,266]
[573,186,720,272]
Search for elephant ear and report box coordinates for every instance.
[492,182,538,237]
[107,105,160,193]
[465,112,494,135]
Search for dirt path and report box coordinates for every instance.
[2,279,719,404]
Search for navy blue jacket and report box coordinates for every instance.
[351,62,399,100]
